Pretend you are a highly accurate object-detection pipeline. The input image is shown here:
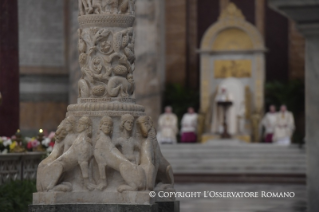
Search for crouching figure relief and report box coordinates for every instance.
[37,116,77,192]
[36,113,175,195]
[94,116,146,192]
[137,116,175,191]
[38,116,95,192]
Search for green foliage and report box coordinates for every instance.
[0,180,36,212]
[265,80,305,143]
[265,80,305,115]
[162,83,200,122]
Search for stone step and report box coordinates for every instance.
[166,160,306,165]
[163,153,306,158]
[160,146,305,151]
[160,143,306,175]
[172,165,306,173]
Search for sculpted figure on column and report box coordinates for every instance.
[114,114,140,164]
[33,0,175,205]
[94,116,145,192]
[37,116,75,192]
[137,116,174,191]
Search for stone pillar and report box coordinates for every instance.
[0,0,19,136]
[269,1,319,211]
[68,0,165,124]
[30,1,177,211]
[255,0,265,37]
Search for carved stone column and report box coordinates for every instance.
[31,1,177,211]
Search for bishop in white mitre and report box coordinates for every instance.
[261,105,277,143]
[157,106,178,144]
[273,105,295,145]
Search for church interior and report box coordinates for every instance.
[0,0,318,212]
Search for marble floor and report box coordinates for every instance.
[174,183,307,212]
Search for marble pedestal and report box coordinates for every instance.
[29,201,180,212]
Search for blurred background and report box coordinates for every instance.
[0,0,315,212]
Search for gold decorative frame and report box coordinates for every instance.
[199,3,265,114]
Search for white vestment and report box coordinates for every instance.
[273,111,295,145]
[211,78,246,135]
[157,113,178,144]
[181,113,198,134]
[261,112,277,135]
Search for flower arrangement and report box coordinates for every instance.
[0,129,55,154]
[0,136,13,154]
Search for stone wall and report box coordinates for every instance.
[18,0,68,135]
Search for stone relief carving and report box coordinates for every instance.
[78,0,135,16]
[78,25,135,98]
[94,116,145,192]
[41,116,95,192]
[114,114,140,164]
[34,1,175,205]
[119,0,136,15]
[137,116,175,191]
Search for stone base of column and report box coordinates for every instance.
[29,201,180,212]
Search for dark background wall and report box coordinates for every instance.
[265,5,289,81]
[0,0,20,136]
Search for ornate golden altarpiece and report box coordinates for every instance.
[198,3,266,143]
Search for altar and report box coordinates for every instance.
[198,3,266,143]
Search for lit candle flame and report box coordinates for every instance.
[39,129,43,133]
[17,129,20,133]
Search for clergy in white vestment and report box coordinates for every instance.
[211,78,246,135]
[181,107,198,143]
[261,105,277,143]
[157,106,178,144]
[273,105,295,145]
